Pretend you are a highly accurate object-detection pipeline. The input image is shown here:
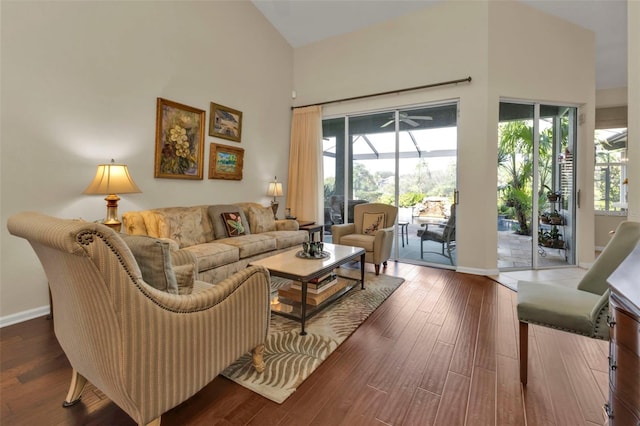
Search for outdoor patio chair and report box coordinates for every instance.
[517,220,640,385]
[420,204,456,264]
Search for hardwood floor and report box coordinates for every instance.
[1,263,609,425]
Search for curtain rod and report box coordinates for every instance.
[291,76,472,110]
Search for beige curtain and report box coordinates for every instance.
[287,105,323,223]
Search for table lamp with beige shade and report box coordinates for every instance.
[266,176,283,219]
[83,159,141,232]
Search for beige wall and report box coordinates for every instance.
[293,0,596,273]
[595,216,625,249]
[0,1,293,323]
[628,0,639,223]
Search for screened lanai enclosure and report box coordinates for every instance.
[321,102,459,268]
[497,101,577,270]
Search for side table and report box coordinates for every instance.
[298,221,324,242]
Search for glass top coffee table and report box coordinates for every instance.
[249,243,365,335]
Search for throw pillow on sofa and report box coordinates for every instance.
[247,205,276,233]
[173,263,196,295]
[119,234,180,294]
[208,205,251,239]
[155,206,212,248]
[221,212,246,237]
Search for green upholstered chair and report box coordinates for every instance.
[517,220,640,385]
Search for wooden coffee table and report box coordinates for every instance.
[249,243,365,335]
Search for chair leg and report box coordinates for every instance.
[420,240,424,259]
[374,264,380,275]
[62,369,87,407]
[383,261,388,268]
[519,321,528,386]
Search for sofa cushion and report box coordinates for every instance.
[340,233,376,252]
[261,230,309,249]
[155,206,213,248]
[119,234,179,294]
[208,205,251,239]
[246,205,276,233]
[216,234,277,259]
[182,242,239,272]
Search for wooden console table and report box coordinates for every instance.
[605,243,640,426]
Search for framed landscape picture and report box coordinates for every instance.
[155,98,205,179]
[209,143,244,180]
[209,102,243,142]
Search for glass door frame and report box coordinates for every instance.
[499,98,578,271]
[322,100,459,269]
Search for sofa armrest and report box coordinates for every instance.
[275,219,299,231]
[331,223,355,244]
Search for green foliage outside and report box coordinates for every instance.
[497,119,560,235]
[497,121,534,235]
[323,157,456,208]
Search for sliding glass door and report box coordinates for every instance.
[322,102,458,268]
[497,101,577,270]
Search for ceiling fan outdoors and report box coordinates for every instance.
[381,112,433,128]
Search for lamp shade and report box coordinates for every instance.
[83,161,141,195]
[266,182,283,197]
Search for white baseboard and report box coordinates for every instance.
[456,266,500,276]
[579,260,595,269]
[0,305,50,328]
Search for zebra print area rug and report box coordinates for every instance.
[221,267,404,403]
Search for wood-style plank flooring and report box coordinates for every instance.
[0,263,609,425]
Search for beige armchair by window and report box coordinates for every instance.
[420,204,456,264]
[331,203,398,275]
[7,212,271,426]
[517,220,640,385]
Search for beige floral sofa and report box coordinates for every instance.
[122,202,308,284]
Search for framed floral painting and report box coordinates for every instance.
[209,102,242,142]
[155,98,205,179]
[209,143,244,180]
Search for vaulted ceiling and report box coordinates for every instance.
[252,0,628,90]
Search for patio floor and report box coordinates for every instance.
[323,216,570,270]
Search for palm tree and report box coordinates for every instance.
[498,121,534,235]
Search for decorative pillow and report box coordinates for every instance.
[208,205,251,239]
[119,234,179,294]
[156,207,208,248]
[221,212,246,237]
[173,263,196,295]
[247,205,276,233]
[362,212,386,235]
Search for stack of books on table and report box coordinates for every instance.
[278,272,348,306]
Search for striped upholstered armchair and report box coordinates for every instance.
[7,212,271,426]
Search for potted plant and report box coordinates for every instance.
[540,211,551,224]
[548,225,564,248]
[539,225,564,248]
[549,210,563,225]
[543,185,561,202]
